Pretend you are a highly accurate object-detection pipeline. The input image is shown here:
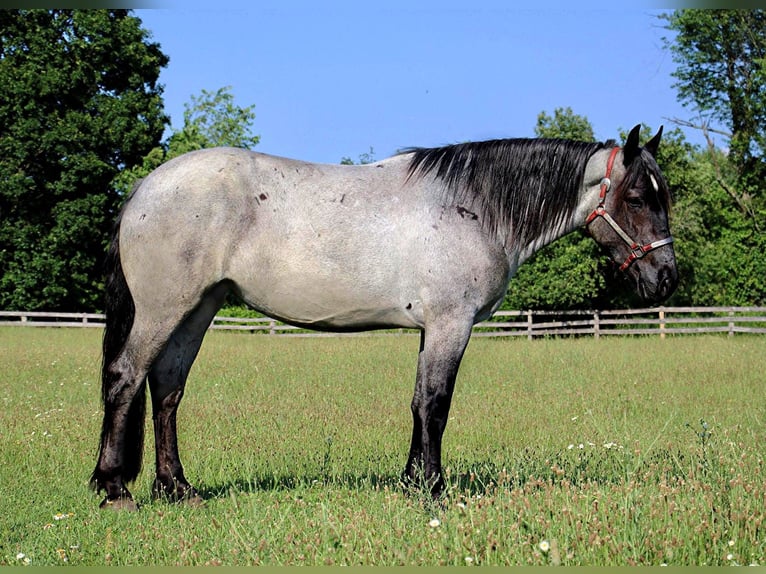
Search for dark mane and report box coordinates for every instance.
[404,138,610,246]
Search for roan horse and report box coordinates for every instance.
[91,125,677,509]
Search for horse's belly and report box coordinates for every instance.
[229,248,423,331]
[238,280,423,331]
[271,304,421,332]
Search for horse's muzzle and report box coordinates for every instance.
[639,265,678,304]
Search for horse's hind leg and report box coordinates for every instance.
[92,320,178,511]
[148,282,229,504]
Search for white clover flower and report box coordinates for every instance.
[539,540,550,553]
[728,539,735,547]
[429,518,441,528]
[465,556,474,564]
[727,553,734,561]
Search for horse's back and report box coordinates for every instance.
[118,148,422,328]
[118,147,508,331]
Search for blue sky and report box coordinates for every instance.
[136,2,708,165]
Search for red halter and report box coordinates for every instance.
[585,147,674,272]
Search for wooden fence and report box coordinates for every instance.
[1,307,765,338]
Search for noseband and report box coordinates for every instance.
[585,147,674,272]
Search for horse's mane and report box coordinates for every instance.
[404,138,611,246]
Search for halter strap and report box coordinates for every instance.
[585,147,674,272]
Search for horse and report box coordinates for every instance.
[91,124,677,510]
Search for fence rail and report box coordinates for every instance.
[1,307,765,338]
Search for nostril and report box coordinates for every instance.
[656,267,678,301]
[659,277,671,299]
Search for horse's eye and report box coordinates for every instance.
[626,196,644,209]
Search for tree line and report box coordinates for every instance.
[0,9,764,313]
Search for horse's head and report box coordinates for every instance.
[586,125,678,304]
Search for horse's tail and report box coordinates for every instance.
[91,182,145,489]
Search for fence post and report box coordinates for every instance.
[526,310,533,340]
[270,319,277,335]
[728,311,734,337]
[593,310,600,340]
[659,308,666,340]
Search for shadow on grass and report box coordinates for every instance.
[190,445,693,503]
[194,471,403,501]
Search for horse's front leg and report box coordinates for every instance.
[403,319,472,498]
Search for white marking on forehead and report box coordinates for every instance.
[649,174,659,193]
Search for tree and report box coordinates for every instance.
[0,10,168,311]
[662,10,766,305]
[665,135,766,306]
[168,86,260,155]
[114,85,260,198]
[662,10,766,228]
[536,107,595,141]
[340,146,376,165]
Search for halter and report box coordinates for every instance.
[585,147,674,272]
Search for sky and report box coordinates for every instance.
[135,2,709,166]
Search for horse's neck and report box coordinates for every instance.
[513,216,581,265]
[512,151,612,265]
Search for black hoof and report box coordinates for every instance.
[400,469,445,500]
[152,479,204,506]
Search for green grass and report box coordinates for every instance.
[1,327,764,565]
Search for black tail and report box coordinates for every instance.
[90,192,146,490]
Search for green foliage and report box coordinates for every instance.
[170,86,260,154]
[340,146,376,165]
[505,233,606,310]
[0,10,168,311]
[114,85,260,199]
[669,148,762,305]
[536,107,595,141]
[662,9,766,227]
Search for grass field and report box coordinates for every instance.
[1,326,764,566]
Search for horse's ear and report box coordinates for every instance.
[623,124,642,165]
[644,125,663,158]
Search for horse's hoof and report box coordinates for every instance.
[99,497,139,511]
[152,482,205,507]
